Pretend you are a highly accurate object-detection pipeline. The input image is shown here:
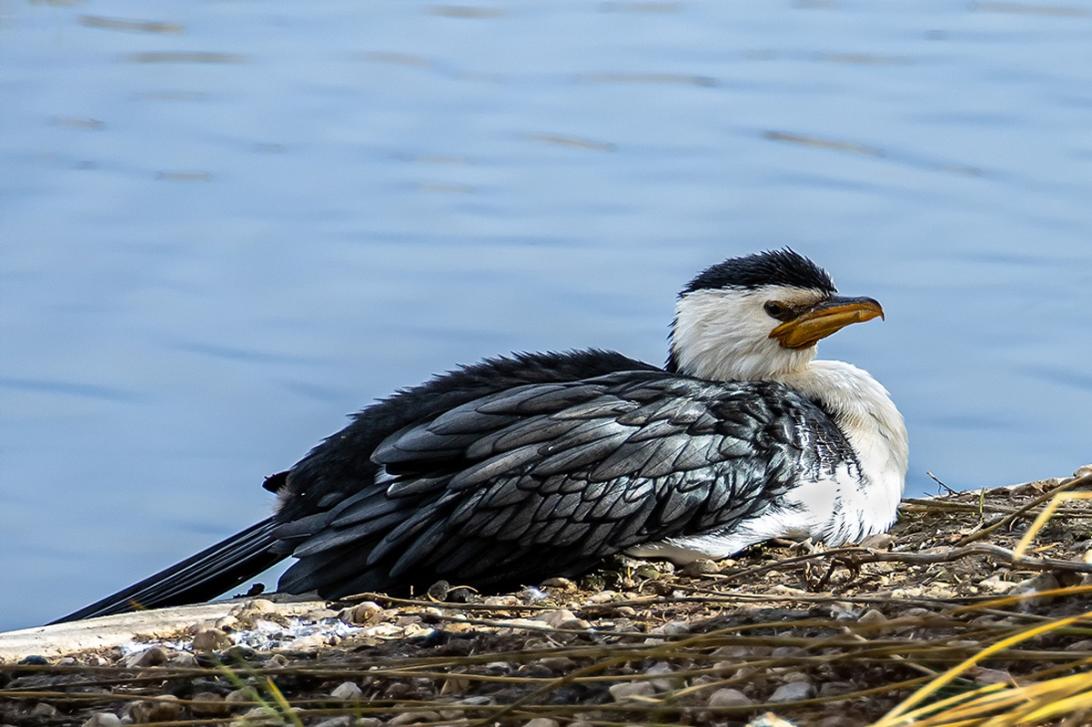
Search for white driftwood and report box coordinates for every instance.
[0,598,327,661]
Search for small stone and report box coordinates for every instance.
[127,695,181,723]
[681,559,719,576]
[585,591,619,604]
[168,652,198,667]
[190,691,229,717]
[857,609,886,626]
[485,661,512,673]
[707,688,753,708]
[609,681,656,701]
[614,606,637,617]
[215,615,240,631]
[341,601,384,625]
[771,646,804,658]
[226,687,259,707]
[17,655,48,666]
[819,681,854,697]
[388,712,440,725]
[538,609,578,628]
[241,598,276,613]
[233,707,280,726]
[540,577,577,590]
[330,681,363,700]
[356,720,383,727]
[1011,573,1061,606]
[192,628,232,652]
[122,641,167,663]
[523,720,560,727]
[768,680,816,703]
[860,532,895,549]
[426,580,450,600]
[82,714,122,727]
[653,620,690,636]
[223,644,258,663]
[1066,639,1092,651]
[540,656,577,672]
[29,704,58,718]
[440,676,470,694]
[313,718,354,727]
[58,657,77,666]
[645,661,679,691]
[713,645,753,659]
[267,653,290,667]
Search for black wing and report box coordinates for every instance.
[275,369,855,598]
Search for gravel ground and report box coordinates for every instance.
[3,465,1092,727]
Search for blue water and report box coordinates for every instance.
[2,0,1091,630]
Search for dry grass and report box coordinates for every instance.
[3,468,1092,726]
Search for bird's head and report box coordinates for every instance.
[668,249,884,381]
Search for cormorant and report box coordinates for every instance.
[58,249,908,622]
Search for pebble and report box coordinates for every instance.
[29,703,58,718]
[225,687,259,707]
[223,644,258,663]
[267,653,290,667]
[17,655,48,666]
[82,714,122,727]
[538,609,578,628]
[540,577,577,590]
[1066,639,1092,651]
[340,601,385,625]
[712,645,753,659]
[585,591,619,604]
[233,707,281,726]
[440,676,470,694]
[388,711,440,725]
[522,720,560,727]
[707,688,753,708]
[233,598,277,615]
[330,681,363,700]
[168,652,198,667]
[653,620,690,636]
[190,691,229,717]
[768,680,816,703]
[539,656,576,672]
[818,681,854,697]
[192,627,232,652]
[215,615,239,631]
[313,718,354,727]
[126,695,181,723]
[744,715,796,727]
[427,580,450,600]
[857,609,886,625]
[609,681,656,701]
[771,646,804,658]
[681,559,719,576]
[485,661,513,673]
[645,661,679,691]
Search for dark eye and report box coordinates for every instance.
[764,301,791,320]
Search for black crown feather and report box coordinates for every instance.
[681,248,836,296]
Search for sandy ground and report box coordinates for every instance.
[2,465,1091,727]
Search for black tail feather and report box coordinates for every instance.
[53,517,283,623]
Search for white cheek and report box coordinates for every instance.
[672,287,822,381]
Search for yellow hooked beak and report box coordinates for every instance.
[769,296,885,350]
